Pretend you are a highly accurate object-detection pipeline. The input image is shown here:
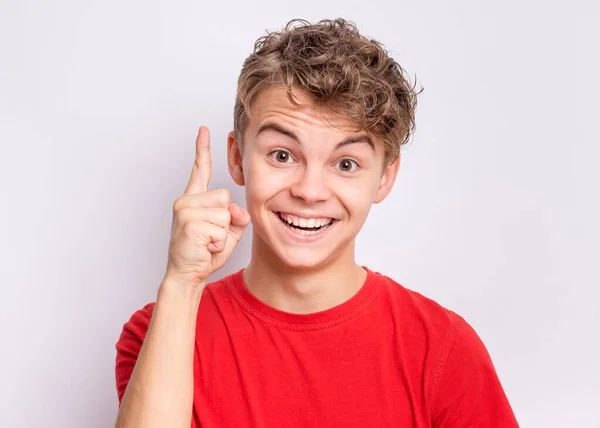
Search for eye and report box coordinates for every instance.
[336,158,359,173]
[268,149,294,164]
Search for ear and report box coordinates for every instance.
[373,155,401,204]
[227,130,245,186]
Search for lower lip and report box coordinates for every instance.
[273,212,336,243]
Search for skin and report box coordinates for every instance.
[227,85,401,314]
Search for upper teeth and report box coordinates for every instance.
[279,213,333,228]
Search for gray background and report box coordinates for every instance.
[1,0,598,427]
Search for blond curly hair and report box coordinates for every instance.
[233,18,423,165]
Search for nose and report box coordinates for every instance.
[289,165,331,204]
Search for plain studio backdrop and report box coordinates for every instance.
[1,0,598,427]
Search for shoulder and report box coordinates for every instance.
[115,302,155,357]
[114,274,233,402]
[116,273,234,340]
[375,270,492,367]
[374,270,517,425]
[374,270,464,336]
[114,302,155,403]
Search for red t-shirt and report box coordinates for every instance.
[115,267,518,427]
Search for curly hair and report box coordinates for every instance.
[233,18,423,165]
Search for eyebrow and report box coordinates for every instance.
[256,122,375,151]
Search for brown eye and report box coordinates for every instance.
[337,159,358,172]
[269,150,293,163]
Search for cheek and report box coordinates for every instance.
[336,176,378,219]
[243,156,289,205]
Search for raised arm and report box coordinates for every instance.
[114,126,250,428]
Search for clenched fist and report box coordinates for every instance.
[164,126,250,289]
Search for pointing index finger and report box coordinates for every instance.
[184,126,212,195]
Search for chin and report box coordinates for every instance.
[274,248,333,271]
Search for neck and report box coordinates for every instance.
[243,231,367,314]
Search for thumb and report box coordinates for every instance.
[228,202,251,241]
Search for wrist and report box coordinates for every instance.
[158,276,205,305]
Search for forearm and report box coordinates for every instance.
[115,279,203,428]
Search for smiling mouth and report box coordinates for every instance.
[275,212,335,235]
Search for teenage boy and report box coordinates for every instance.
[114,18,519,428]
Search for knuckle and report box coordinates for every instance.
[217,189,231,205]
[175,207,192,222]
[182,221,200,237]
[172,198,181,212]
[172,197,186,212]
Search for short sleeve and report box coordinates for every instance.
[115,302,155,405]
[430,315,519,427]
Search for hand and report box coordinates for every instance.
[163,126,250,289]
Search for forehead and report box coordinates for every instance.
[248,86,362,135]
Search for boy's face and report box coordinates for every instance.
[227,86,400,270]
